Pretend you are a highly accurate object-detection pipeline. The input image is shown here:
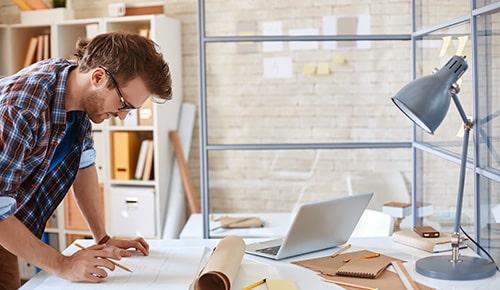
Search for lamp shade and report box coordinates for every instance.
[391,55,468,134]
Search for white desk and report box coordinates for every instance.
[179,213,291,239]
[21,237,499,290]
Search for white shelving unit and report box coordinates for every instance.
[0,14,182,250]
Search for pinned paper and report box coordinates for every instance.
[332,56,346,65]
[263,57,293,79]
[316,62,330,75]
[439,36,455,57]
[303,63,316,75]
[456,35,469,56]
[237,21,257,53]
[262,21,283,52]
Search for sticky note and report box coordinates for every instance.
[266,279,298,290]
[303,63,316,75]
[316,62,330,75]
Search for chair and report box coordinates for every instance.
[346,171,410,211]
[351,209,394,238]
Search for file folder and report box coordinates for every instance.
[111,132,140,180]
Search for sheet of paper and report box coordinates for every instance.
[262,21,283,52]
[34,246,207,290]
[263,57,293,79]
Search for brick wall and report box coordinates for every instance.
[1,1,481,215]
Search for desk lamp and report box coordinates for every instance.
[391,55,497,280]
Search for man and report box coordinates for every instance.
[0,32,172,288]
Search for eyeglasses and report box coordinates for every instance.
[99,66,138,112]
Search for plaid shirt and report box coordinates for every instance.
[0,59,94,237]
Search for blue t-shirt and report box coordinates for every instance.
[49,111,84,172]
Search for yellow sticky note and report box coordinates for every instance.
[332,55,346,64]
[316,62,330,75]
[266,280,298,290]
[303,63,316,75]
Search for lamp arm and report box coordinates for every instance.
[451,93,472,127]
[450,92,472,262]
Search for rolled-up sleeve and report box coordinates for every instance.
[0,196,16,220]
[79,148,96,169]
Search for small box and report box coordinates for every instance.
[414,225,440,238]
[108,186,156,238]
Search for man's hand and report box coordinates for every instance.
[102,236,150,256]
[57,244,122,283]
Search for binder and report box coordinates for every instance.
[111,132,140,180]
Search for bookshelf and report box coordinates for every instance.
[0,15,182,250]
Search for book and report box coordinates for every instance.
[141,140,154,180]
[42,34,49,60]
[392,229,467,253]
[36,34,43,62]
[24,0,50,10]
[134,140,151,180]
[23,36,38,67]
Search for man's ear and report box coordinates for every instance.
[91,67,106,87]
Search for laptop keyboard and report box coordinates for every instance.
[256,245,281,255]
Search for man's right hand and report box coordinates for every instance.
[56,244,123,282]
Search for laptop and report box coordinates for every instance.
[245,192,373,260]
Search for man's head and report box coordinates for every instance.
[74,32,172,103]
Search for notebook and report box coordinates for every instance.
[245,192,373,260]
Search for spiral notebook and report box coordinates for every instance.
[293,249,404,279]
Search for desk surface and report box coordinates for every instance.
[179,212,291,239]
[21,237,499,290]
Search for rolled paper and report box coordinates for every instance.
[194,235,245,290]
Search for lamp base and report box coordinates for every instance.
[416,255,496,280]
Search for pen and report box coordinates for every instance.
[242,278,266,290]
[74,243,133,273]
[331,243,351,258]
[361,253,380,259]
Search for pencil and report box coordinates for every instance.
[331,243,351,257]
[210,217,255,231]
[74,243,133,273]
[242,278,266,290]
[361,253,380,259]
[322,278,378,290]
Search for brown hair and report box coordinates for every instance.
[74,32,172,101]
